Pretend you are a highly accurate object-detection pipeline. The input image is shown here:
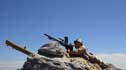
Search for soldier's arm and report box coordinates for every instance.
[68,51,84,57]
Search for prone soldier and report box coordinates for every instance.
[67,38,90,60]
[67,38,107,69]
[44,34,107,68]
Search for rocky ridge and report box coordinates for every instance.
[20,42,122,70]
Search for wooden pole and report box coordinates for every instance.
[5,40,33,56]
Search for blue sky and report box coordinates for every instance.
[0,0,126,69]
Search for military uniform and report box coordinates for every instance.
[77,46,86,54]
[68,45,89,58]
[68,38,108,69]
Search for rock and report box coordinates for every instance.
[20,42,122,70]
[103,64,122,70]
[38,42,66,58]
[21,56,102,70]
[21,57,122,70]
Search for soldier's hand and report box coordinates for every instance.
[66,49,71,53]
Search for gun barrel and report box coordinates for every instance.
[5,40,33,56]
[44,34,59,41]
[44,34,73,51]
[44,34,49,37]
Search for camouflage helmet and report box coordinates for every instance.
[74,38,83,45]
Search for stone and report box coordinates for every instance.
[21,56,122,70]
[20,42,122,70]
[38,42,66,58]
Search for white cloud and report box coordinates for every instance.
[96,53,126,69]
[0,60,24,70]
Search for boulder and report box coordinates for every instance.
[38,42,66,58]
[20,42,122,70]
[21,56,102,70]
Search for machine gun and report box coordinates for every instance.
[5,40,42,59]
[44,34,73,52]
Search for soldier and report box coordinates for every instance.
[67,38,108,69]
[67,38,89,60]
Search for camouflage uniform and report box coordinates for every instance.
[69,38,108,69]
[77,46,90,60]
[77,46,86,54]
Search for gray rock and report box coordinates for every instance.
[103,64,122,70]
[21,57,92,70]
[38,42,66,58]
[21,54,122,70]
[20,42,122,70]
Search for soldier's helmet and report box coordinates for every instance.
[74,38,83,45]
